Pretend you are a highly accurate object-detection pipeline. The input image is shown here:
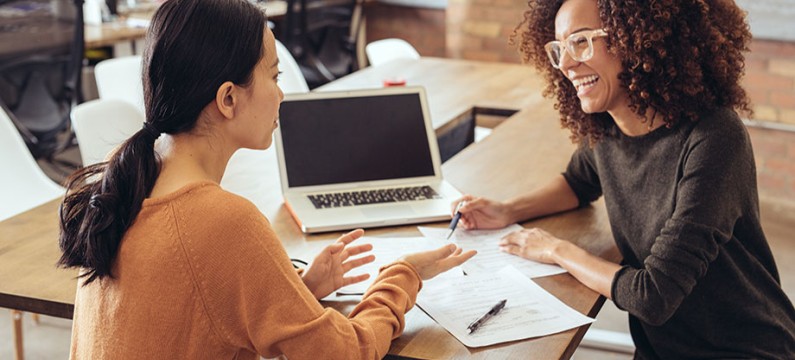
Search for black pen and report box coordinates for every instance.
[446,201,465,240]
[467,299,507,334]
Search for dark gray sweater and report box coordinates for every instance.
[563,108,795,359]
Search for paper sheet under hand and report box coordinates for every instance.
[417,266,594,348]
[418,225,566,279]
[331,236,452,296]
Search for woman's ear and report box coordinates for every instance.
[215,81,236,119]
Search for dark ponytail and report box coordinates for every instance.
[58,0,266,285]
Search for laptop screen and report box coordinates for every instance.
[278,92,436,188]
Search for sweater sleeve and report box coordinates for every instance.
[611,116,753,325]
[562,145,603,207]
[175,195,421,359]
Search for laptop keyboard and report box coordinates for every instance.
[307,186,442,209]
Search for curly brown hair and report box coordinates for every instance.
[512,0,753,143]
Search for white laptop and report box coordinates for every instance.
[274,86,462,233]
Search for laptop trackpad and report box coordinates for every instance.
[362,205,416,219]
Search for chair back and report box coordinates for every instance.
[0,0,85,159]
[275,40,310,94]
[0,106,63,221]
[94,56,145,113]
[281,0,362,87]
[71,99,144,166]
[365,38,420,67]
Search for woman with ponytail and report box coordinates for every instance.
[59,0,475,358]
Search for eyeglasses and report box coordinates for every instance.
[544,29,608,69]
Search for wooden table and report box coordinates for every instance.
[84,1,288,49]
[0,14,73,62]
[84,19,149,50]
[0,58,619,359]
[318,57,547,134]
[388,106,618,360]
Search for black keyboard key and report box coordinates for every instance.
[307,186,440,209]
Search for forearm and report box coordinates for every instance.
[551,241,620,299]
[505,175,580,222]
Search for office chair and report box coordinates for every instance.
[0,0,85,171]
[365,38,420,67]
[71,98,144,166]
[94,55,145,113]
[281,0,363,88]
[275,40,310,94]
[0,104,64,360]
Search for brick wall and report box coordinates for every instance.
[750,127,795,203]
[446,0,525,63]
[364,0,795,205]
[746,41,795,126]
[364,3,446,58]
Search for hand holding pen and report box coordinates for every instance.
[449,195,513,231]
[467,299,507,334]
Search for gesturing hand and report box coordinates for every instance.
[498,227,563,264]
[302,229,375,300]
[400,243,477,280]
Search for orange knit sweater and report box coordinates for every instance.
[70,182,422,359]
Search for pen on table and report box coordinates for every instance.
[335,291,364,296]
[446,201,465,240]
[467,299,507,334]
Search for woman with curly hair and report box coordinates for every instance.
[452,0,795,357]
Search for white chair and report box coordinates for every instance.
[71,99,144,166]
[0,105,63,360]
[0,107,63,221]
[365,38,420,67]
[275,40,309,94]
[94,56,145,113]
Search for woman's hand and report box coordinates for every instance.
[498,228,564,264]
[400,243,477,280]
[499,227,620,298]
[302,229,375,300]
[451,195,513,230]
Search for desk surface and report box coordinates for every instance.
[0,58,619,359]
[0,17,74,62]
[317,57,545,133]
[84,1,288,49]
[84,19,148,49]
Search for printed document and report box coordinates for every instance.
[417,266,594,348]
[418,225,566,279]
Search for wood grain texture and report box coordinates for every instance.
[84,23,148,49]
[0,200,76,318]
[84,1,288,49]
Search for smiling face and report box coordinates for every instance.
[555,0,627,114]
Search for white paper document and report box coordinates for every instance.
[332,236,451,296]
[416,266,594,348]
[418,225,567,279]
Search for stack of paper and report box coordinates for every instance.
[417,266,594,348]
[319,225,592,349]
